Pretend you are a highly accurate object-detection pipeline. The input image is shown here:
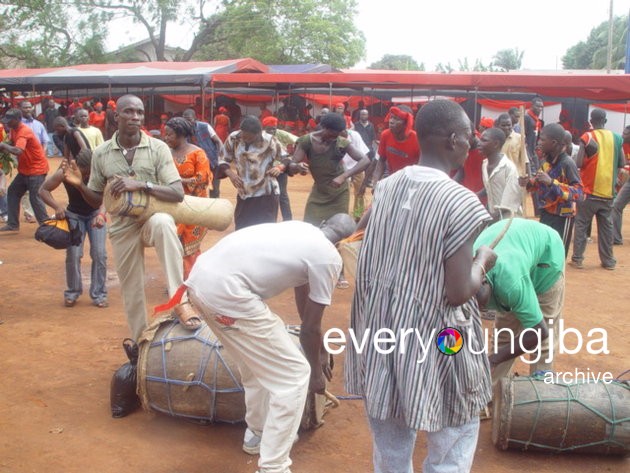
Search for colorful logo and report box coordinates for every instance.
[436,327,464,356]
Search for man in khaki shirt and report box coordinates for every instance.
[496,113,528,176]
[62,94,201,340]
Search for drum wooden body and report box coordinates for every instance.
[103,182,233,231]
[137,317,333,429]
[493,376,630,455]
[338,232,363,280]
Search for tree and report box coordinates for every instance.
[368,54,425,71]
[0,2,111,67]
[195,0,365,68]
[563,15,628,69]
[0,0,365,68]
[434,58,494,73]
[492,48,524,71]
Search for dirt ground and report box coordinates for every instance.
[1,157,628,473]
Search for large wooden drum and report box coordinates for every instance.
[137,317,335,429]
[492,376,630,455]
[103,182,233,231]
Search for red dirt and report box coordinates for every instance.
[1,158,628,472]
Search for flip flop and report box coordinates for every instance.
[173,302,203,330]
[336,279,350,289]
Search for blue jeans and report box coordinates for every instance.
[47,132,60,156]
[0,193,7,217]
[368,415,480,473]
[64,210,108,304]
[6,173,49,228]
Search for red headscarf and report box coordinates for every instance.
[479,117,494,129]
[334,102,345,110]
[389,106,414,136]
[218,106,228,114]
[107,100,116,111]
[262,116,278,128]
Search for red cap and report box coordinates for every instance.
[262,116,278,127]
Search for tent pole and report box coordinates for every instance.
[329,83,333,109]
[473,88,479,127]
[201,85,205,121]
[210,82,215,124]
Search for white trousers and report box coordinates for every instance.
[188,290,310,473]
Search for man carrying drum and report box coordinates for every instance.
[62,94,202,340]
[181,214,355,473]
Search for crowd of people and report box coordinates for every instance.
[0,92,628,473]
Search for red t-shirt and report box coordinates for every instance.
[378,129,420,174]
[11,123,49,176]
[461,147,487,205]
[89,111,106,130]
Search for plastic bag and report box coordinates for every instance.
[110,338,140,418]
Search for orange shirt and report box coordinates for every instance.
[11,123,49,175]
[89,111,106,130]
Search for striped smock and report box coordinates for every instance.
[344,165,492,431]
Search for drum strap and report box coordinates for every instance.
[153,284,187,315]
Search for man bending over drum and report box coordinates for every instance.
[475,218,565,388]
[184,215,355,473]
[62,94,202,340]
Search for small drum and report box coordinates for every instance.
[137,317,336,429]
[493,376,630,455]
[337,230,364,280]
[103,181,233,231]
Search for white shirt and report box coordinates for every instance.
[186,221,342,318]
[342,129,370,171]
[482,154,523,216]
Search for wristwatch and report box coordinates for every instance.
[145,181,155,192]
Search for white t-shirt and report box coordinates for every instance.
[186,221,342,317]
[342,129,370,171]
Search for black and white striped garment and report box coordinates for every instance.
[344,165,493,432]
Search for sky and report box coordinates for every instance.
[353,0,630,70]
[108,0,630,71]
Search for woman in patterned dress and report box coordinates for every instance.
[164,117,212,278]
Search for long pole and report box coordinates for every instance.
[607,0,614,73]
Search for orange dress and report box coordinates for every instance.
[173,148,212,275]
[213,113,230,142]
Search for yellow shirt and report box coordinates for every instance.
[80,126,104,150]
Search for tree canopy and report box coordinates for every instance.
[368,54,424,71]
[492,48,524,71]
[562,15,628,69]
[0,0,366,68]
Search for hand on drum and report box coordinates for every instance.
[109,175,144,198]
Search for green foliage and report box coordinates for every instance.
[193,0,366,68]
[492,48,524,71]
[0,1,111,67]
[563,15,628,69]
[0,0,365,67]
[368,54,424,71]
[435,58,494,73]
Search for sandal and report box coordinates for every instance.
[173,302,203,330]
[94,300,109,308]
[64,298,77,307]
[336,279,350,289]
